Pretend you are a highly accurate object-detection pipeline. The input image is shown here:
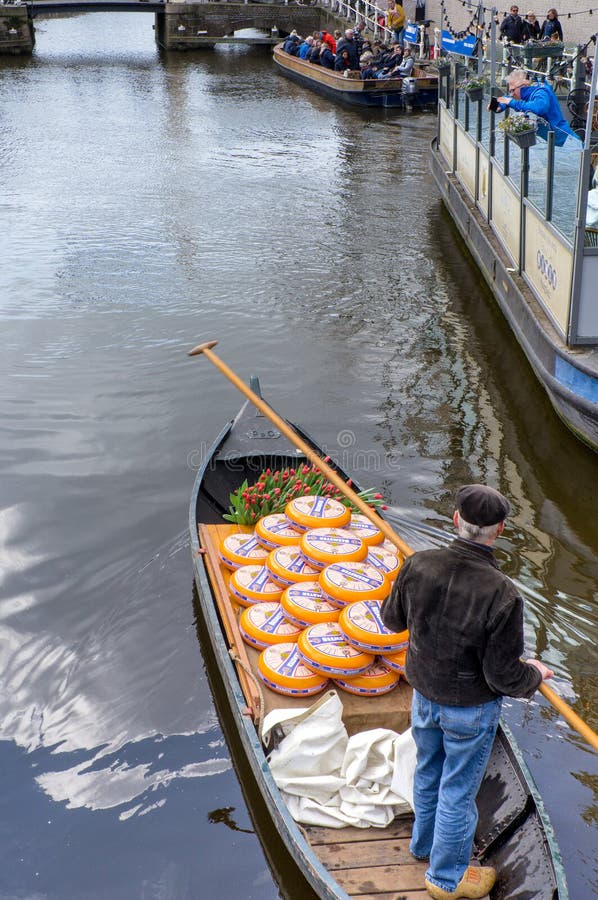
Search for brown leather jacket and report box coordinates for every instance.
[380,539,541,706]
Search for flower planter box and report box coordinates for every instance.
[507,128,537,149]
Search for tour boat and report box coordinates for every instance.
[189,381,568,899]
[273,43,438,109]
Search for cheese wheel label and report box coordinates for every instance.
[302,528,364,554]
[234,565,280,593]
[263,643,320,679]
[348,515,384,545]
[324,562,387,591]
[303,623,364,659]
[255,514,300,548]
[367,546,401,577]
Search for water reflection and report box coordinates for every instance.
[0,13,596,899]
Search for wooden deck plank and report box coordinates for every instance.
[199,523,261,715]
[315,837,416,869]
[306,816,414,845]
[335,863,428,894]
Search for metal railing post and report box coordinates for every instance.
[545,130,555,222]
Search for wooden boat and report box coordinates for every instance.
[189,384,568,899]
[273,43,438,110]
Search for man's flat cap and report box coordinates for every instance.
[456,484,511,526]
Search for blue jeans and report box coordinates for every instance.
[410,690,502,893]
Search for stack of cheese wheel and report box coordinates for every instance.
[319,560,390,609]
[285,495,350,532]
[347,514,385,547]
[257,642,329,697]
[239,602,302,650]
[297,622,374,677]
[339,600,409,654]
[255,513,301,549]
[229,564,283,607]
[334,660,400,696]
[280,582,340,628]
[300,527,367,570]
[219,532,269,570]
[367,542,402,583]
[266,545,320,587]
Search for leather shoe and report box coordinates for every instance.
[425,865,496,899]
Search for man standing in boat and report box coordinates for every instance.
[381,484,553,900]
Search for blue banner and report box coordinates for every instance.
[404,23,419,45]
[441,30,477,57]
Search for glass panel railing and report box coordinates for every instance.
[551,139,583,241]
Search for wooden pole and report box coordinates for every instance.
[538,682,598,752]
[189,340,598,753]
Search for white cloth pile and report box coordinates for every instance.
[262,691,416,829]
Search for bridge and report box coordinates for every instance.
[0,0,350,53]
[26,0,166,16]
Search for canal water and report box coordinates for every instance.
[1,13,596,899]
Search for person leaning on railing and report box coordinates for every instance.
[494,68,581,147]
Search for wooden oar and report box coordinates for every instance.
[538,682,598,751]
[188,340,413,559]
[189,340,598,753]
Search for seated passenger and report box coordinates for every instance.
[335,29,360,70]
[394,46,414,77]
[308,40,323,64]
[320,43,335,69]
[321,29,336,53]
[298,35,314,59]
[283,33,301,55]
[334,48,352,72]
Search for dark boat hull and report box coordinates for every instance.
[189,391,568,899]
[273,45,438,110]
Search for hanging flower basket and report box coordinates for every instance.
[507,127,537,149]
[498,113,538,149]
[465,86,484,102]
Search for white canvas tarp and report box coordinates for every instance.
[262,691,416,829]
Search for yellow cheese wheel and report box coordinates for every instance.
[257,643,330,697]
[280,582,340,628]
[219,532,269,571]
[380,648,407,674]
[239,603,302,649]
[347,514,385,547]
[229,564,283,606]
[366,545,402,582]
[297,623,374,677]
[318,561,390,608]
[339,600,410,653]
[266,545,320,587]
[255,514,301,549]
[285,495,351,532]
[300,527,367,570]
[333,661,400,696]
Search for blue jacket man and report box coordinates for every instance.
[497,70,581,146]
